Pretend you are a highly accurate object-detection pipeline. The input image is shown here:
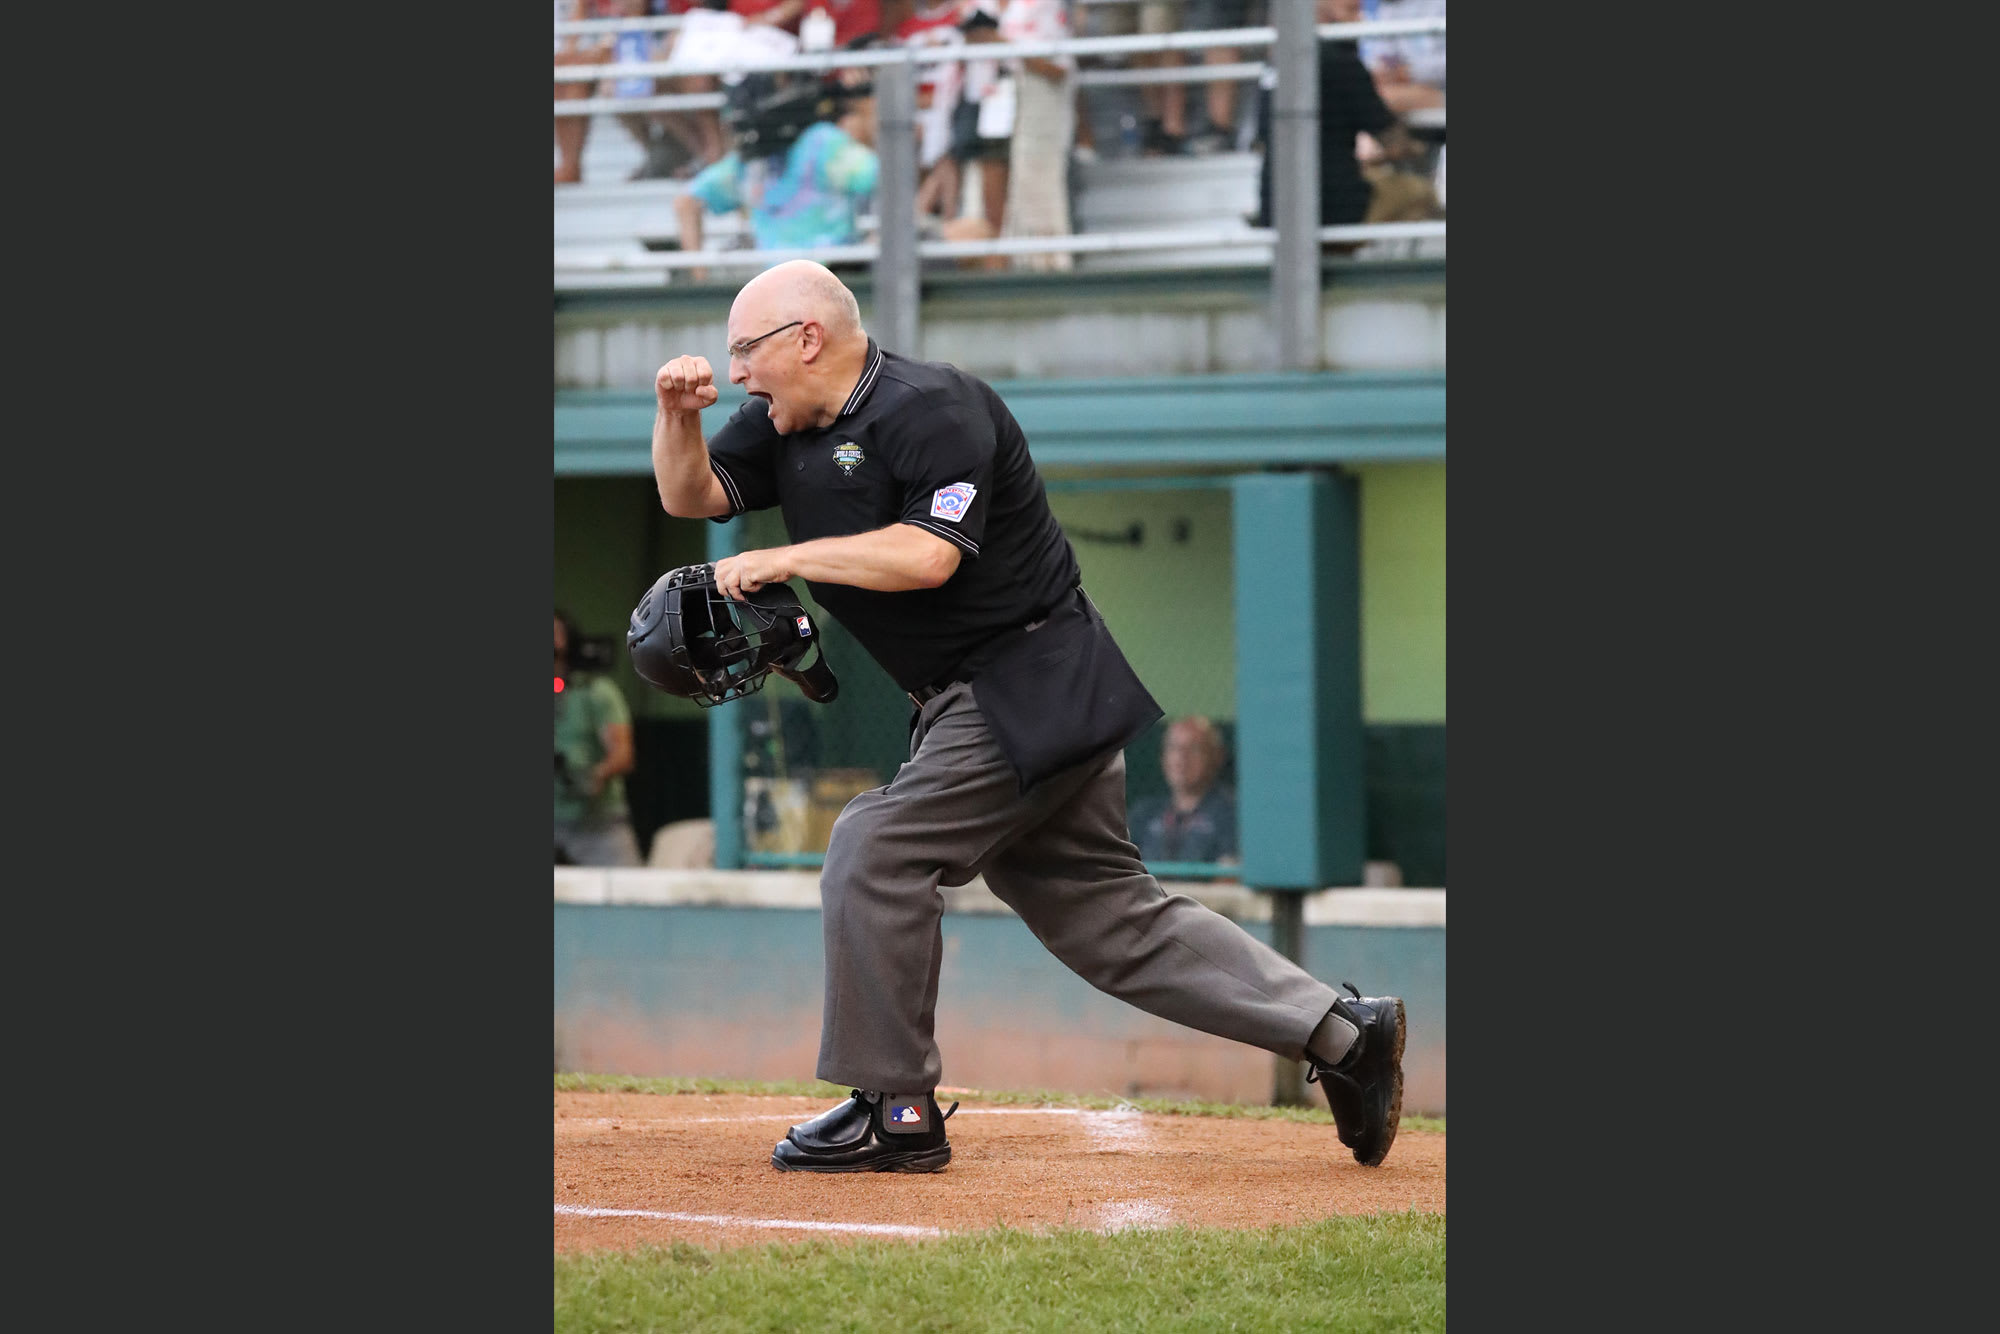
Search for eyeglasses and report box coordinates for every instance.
[726,320,803,359]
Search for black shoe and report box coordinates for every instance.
[771,1089,959,1173]
[1183,130,1233,156]
[1305,983,1405,1167]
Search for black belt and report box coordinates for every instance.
[907,679,963,708]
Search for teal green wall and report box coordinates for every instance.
[555,901,1449,1113]
[1355,462,1446,724]
[556,465,1446,728]
[1045,487,1237,722]
[554,477,709,720]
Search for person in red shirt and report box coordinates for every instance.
[819,0,884,46]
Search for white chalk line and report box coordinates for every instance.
[556,1201,1167,1239]
[562,1106,1154,1128]
[1093,1200,1173,1232]
[554,1204,941,1238]
[1081,1107,1148,1151]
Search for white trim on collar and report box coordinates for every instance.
[838,340,884,418]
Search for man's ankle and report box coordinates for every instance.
[1305,1008,1361,1069]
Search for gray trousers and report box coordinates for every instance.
[816,683,1342,1092]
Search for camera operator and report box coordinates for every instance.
[671,43,882,284]
[555,609,642,867]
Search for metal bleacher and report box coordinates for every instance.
[556,118,1275,280]
[552,12,1446,285]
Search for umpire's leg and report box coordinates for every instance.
[980,750,1341,1060]
[814,684,1097,1093]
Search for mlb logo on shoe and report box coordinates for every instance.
[930,482,976,522]
[889,1102,924,1125]
[795,616,811,636]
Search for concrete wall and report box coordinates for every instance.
[554,264,1445,390]
[554,871,1446,1114]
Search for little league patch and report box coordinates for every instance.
[930,482,976,522]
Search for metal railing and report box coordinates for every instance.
[555,15,1446,323]
[552,20,1449,108]
[557,221,1445,275]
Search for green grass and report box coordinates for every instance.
[554,1214,1446,1333]
[554,1073,1446,1135]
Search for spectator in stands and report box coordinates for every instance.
[658,1,813,181]
[646,1,731,178]
[672,64,880,281]
[603,0,683,181]
[555,610,642,866]
[1127,716,1238,865]
[732,0,809,34]
[818,0,886,47]
[949,3,1011,267]
[1095,2,1187,156]
[1251,0,1431,245]
[895,0,972,226]
[996,0,1075,271]
[555,0,614,185]
[1358,0,1444,116]
[1178,0,1262,156]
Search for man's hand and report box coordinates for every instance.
[657,355,721,414]
[713,547,795,600]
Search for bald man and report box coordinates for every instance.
[1128,716,1239,866]
[651,261,1406,1173]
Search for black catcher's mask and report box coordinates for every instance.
[627,564,839,707]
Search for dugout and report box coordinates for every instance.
[554,263,1444,889]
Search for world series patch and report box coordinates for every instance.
[930,482,976,522]
[833,442,865,475]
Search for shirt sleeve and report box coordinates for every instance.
[588,676,633,732]
[819,129,879,199]
[1331,45,1396,137]
[703,399,783,519]
[686,153,744,215]
[883,395,997,558]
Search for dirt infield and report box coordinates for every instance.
[555,1092,1446,1252]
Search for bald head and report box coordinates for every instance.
[736,260,863,345]
[726,261,872,435]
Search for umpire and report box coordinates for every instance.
[651,260,1405,1173]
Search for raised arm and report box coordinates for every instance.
[652,354,732,517]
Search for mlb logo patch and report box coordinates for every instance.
[889,1102,924,1125]
[795,615,811,636]
[930,482,977,523]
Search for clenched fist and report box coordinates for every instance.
[656,356,720,414]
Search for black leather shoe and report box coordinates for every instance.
[1305,983,1406,1167]
[771,1090,958,1173]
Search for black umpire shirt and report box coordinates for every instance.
[705,339,1082,693]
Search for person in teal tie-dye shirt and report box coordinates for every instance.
[673,76,879,280]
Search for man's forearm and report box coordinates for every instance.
[654,409,725,516]
[729,524,960,594]
[787,526,960,590]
